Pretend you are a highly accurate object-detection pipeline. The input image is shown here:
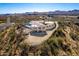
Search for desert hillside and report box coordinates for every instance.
[0,21,79,56]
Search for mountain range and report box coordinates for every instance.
[1,9,79,16]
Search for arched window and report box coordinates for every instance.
[42,27,45,29]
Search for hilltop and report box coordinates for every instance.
[0,21,79,56]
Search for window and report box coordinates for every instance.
[38,27,41,29]
[49,25,51,27]
[43,27,45,29]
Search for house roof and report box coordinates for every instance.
[26,21,45,28]
[25,21,54,29]
[45,21,54,24]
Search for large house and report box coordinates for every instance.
[25,20,56,32]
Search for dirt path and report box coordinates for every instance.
[24,21,59,46]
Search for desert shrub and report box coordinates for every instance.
[70,33,79,41]
[77,16,79,19]
[53,29,65,37]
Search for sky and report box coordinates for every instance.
[0,3,79,14]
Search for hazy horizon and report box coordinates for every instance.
[0,3,79,14]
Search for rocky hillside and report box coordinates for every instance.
[0,22,79,56]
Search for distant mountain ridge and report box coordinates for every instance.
[1,9,79,16]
